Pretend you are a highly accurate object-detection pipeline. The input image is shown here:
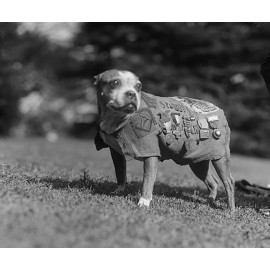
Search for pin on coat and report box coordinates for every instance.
[94,69,235,212]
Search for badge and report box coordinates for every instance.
[172,124,183,138]
[158,111,172,134]
[209,121,219,129]
[173,128,182,139]
[171,113,183,138]
[183,118,191,138]
[199,129,210,140]
[171,113,181,125]
[207,115,219,129]
[207,115,219,122]
[163,121,172,133]
[158,111,171,123]
[191,123,200,134]
[198,118,209,129]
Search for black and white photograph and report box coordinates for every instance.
[0,2,270,263]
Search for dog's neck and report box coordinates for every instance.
[100,110,132,134]
[98,101,133,134]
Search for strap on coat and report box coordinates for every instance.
[94,128,108,151]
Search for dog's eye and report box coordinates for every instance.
[109,80,120,89]
[135,82,142,92]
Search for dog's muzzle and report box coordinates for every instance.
[107,100,137,114]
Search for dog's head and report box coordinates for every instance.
[94,69,142,115]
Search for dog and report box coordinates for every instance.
[94,69,235,212]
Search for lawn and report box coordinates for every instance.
[0,137,270,247]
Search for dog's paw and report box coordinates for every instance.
[207,197,218,208]
[111,185,125,195]
[138,197,151,207]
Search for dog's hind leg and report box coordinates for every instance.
[189,160,219,207]
[110,147,126,194]
[212,155,235,212]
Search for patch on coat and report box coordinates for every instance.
[130,108,156,139]
[178,97,219,114]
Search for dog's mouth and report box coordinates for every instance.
[107,101,137,114]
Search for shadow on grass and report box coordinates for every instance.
[235,191,270,211]
[38,175,270,210]
[38,174,221,208]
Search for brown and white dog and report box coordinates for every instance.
[94,69,235,212]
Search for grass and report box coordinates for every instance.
[0,137,270,247]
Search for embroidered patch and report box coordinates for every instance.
[159,100,185,112]
[141,92,158,109]
[130,108,156,139]
[179,97,219,114]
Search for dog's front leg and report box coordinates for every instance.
[138,156,158,207]
[110,147,126,194]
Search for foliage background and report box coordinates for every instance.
[0,22,270,157]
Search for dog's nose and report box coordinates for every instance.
[125,91,136,100]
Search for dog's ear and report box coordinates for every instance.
[93,74,100,86]
[93,72,105,87]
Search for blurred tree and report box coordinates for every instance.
[0,23,21,134]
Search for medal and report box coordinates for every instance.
[199,129,210,140]
[183,118,191,138]
[165,133,174,145]
[213,129,221,139]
